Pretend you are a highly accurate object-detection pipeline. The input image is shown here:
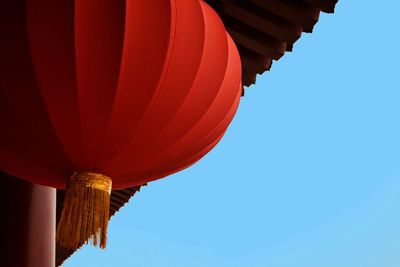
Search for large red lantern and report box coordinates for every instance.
[0,0,241,249]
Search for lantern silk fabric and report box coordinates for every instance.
[0,0,242,190]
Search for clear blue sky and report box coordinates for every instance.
[63,1,400,266]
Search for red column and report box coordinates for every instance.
[1,172,56,267]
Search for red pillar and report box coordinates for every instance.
[1,172,56,267]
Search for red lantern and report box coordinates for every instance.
[0,0,241,249]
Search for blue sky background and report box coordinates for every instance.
[63,1,400,266]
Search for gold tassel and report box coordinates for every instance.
[56,172,112,250]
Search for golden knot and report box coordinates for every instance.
[70,172,112,194]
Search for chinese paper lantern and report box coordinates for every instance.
[0,0,241,249]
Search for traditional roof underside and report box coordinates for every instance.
[211,0,338,88]
[56,0,338,265]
